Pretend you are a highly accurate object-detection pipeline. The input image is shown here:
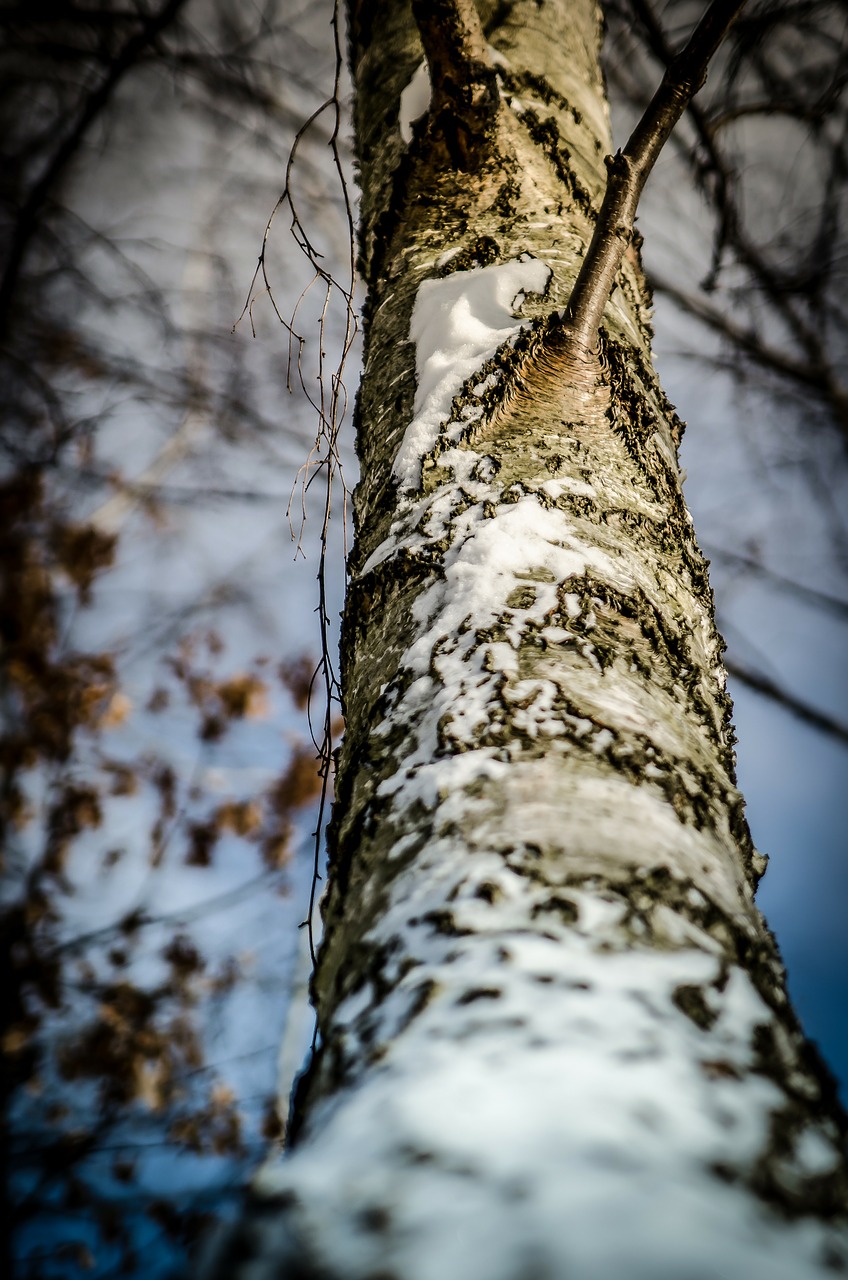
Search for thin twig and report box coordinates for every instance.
[239,0,357,977]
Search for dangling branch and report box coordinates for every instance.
[564,0,748,356]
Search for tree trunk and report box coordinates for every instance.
[209,1,848,1275]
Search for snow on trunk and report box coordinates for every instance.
[206,2,848,1276]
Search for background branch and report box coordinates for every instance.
[726,659,848,746]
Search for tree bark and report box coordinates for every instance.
[208,2,848,1275]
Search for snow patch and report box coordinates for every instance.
[472,372,500,396]
[253,891,824,1280]
[398,62,431,144]
[541,476,597,499]
[371,495,626,809]
[394,256,551,488]
[406,497,617,676]
[793,1127,843,1176]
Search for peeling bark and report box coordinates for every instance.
[207,2,848,1276]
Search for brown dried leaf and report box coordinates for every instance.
[278,655,314,710]
[100,691,132,728]
[215,799,262,837]
[215,673,268,720]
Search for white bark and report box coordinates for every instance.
[207,2,848,1276]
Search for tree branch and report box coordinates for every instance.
[704,543,848,622]
[410,0,498,164]
[726,660,848,747]
[624,0,841,352]
[411,0,491,92]
[564,0,748,355]
[651,274,848,440]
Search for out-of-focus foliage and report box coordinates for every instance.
[1,1,350,1275]
[604,0,848,732]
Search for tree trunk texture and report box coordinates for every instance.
[209,2,848,1276]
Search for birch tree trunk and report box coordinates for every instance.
[212,2,848,1276]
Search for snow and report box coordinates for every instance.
[253,861,840,1279]
[435,246,461,269]
[369,492,629,811]
[406,497,617,672]
[392,256,551,488]
[244,390,848,1272]
[541,475,598,498]
[398,62,431,144]
[794,1127,843,1176]
[472,372,500,395]
[230,70,847,1274]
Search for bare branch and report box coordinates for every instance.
[0,0,191,336]
[410,0,498,161]
[614,0,844,391]
[726,659,848,747]
[652,274,848,440]
[411,0,491,88]
[564,0,748,355]
[705,543,848,621]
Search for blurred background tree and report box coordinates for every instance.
[1,2,352,1274]
[0,1,845,1276]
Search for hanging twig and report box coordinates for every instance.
[235,0,358,977]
